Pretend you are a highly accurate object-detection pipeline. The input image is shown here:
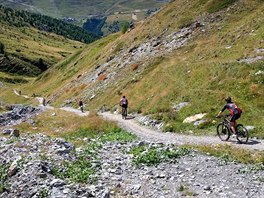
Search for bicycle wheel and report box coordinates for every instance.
[236,124,249,144]
[124,108,127,119]
[122,108,125,119]
[217,123,230,141]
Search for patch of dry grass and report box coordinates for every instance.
[16,110,118,145]
[190,144,264,165]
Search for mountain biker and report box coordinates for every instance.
[120,96,128,117]
[217,96,242,135]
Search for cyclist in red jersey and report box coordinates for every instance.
[217,96,242,135]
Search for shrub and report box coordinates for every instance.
[131,63,139,71]
[0,42,4,54]
[120,21,129,34]
[0,163,9,193]
[206,0,238,13]
[130,145,190,167]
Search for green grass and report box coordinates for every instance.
[189,144,264,167]
[206,0,238,13]
[0,163,9,193]
[129,145,190,167]
[50,115,136,183]
[0,20,84,77]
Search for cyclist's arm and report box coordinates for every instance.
[217,105,227,117]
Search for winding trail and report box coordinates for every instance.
[13,89,264,151]
[100,112,264,151]
[13,90,89,116]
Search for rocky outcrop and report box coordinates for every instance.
[0,105,41,126]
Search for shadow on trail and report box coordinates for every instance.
[124,116,135,120]
[228,139,261,146]
[244,139,261,145]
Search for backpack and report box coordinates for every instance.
[237,107,242,114]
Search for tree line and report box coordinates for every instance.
[0,5,98,44]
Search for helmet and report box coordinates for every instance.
[225,96,232,102]
[123,96,126,98]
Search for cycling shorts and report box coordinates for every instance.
[230,113,240,122]
[121,104,127,108]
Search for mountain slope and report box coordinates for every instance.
[0,6,98,44]
[0,0,168,18]
[0,0,169,36]
[0,5,91,77]
[23,0,264,137]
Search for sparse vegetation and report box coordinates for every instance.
[129,145,190,167]
[0,163,9,193]
[120,21,129,34]
[49,115,136,183]
[206,0,238,13]
[189,144,264,166]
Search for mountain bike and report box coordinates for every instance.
[216,115,249,144]
[121,106,127,120]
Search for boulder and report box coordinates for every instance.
[183,113,207,123]
[7,159,20,176]
[10,129,20,137]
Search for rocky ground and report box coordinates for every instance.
[0,105,42,127]
[0,104,263,198]
[0,132,263,198]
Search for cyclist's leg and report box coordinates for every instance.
[121,106,125,118]
[230,115,236,134]
[231,114,240,134]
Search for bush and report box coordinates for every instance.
[120,21,129,34]
[0,42,4,54]
[206,0,238,13]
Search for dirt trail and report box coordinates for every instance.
[13,90,264,151]
[101,112,264,151]
[13,90,88,116]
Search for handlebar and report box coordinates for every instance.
[216,114,230,118]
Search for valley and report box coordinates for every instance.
[0,0,263,197]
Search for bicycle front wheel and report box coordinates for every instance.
[217,123,230,141]
[236,124,249,144]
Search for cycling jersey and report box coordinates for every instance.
[120,98,128,105]
[221,102,239,116]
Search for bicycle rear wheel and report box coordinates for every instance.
[121,108,126,119]
[236,124,249,144]
[217,123,230,141]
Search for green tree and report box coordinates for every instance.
[37,58,47,71]
[120,21,129,34]
[0,42,5,54]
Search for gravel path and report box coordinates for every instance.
[100,112,264,151]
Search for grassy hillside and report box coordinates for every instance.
[0,16,85,76]
[16,0,264,138]
[0,6,98,44]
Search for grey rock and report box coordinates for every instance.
[3,128,13,135]
[173,102,189,112]
[50,179,65,187]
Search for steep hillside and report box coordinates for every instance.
[23,0,264,137]
[0,7,89,77]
